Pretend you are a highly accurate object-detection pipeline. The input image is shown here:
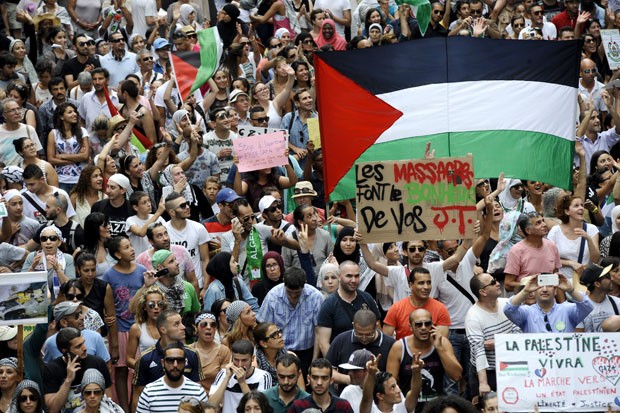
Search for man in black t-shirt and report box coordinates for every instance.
[91,174,132,236]
[60,34,101,90]
[42,327,111,413]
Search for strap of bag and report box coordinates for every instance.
[22,192,46,216]
[577,221,587,264]
[609,296,619,316]
[446,275,476,304]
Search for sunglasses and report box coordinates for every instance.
[83,389,103,396]
[147,300,167,309]
[157,46,171,51]
[444,248,457,256]
[41,235,60,242]
[187,33,197,38]
[583,68,597,74]
[302,39,314,45]
[164,356,186,364]
[78,41,91,47]
[532,10,543,15]
[142,56,153,62]
[470,8,482,14]
[176,202,190,210]
[408,246,426,252]
[66,293,84,301]
[414,321,432,328]
[476,179,490,187]
[110,37,125,43]
[240,41,250,46]
[216,112,229,120]
[271,42,282,47]
[268,328,283,340]
[199,320,217,328]
[480,277,498,289]
[252,116,269,123]
[240,215,253,223]
[544,314,552,332]
[294,187,315,195]
[265,202,282,213]
[433,9,444,14]
[18,395,39,403]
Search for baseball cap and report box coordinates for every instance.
[153,38,170,50]
[229,89,249,103]
[339,349,373,370]
[53,301,82,322]
[0,326,17,342]
[216,188,242,204]
[580,263,613,287]
[258,195,278,213]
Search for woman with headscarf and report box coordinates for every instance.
[177,4,202,31]
[169,109,191,141]
[202,252,260,313]
[315,19,347,51]
[329,226,376,294]
[498,178,535,213]
[251,252,285,305]
[222,300,257,348]
[601,205,620,258]
[189,312,231,391]
[159,164,213,222]
[0,358,18,413]
[9,40,37,86]
[217,4,241,49]
[74,369,123,413]
[8,379,42,413]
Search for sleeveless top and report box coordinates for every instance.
[75,192,104,228]
[267,100,282,129]
[53,129,87,184]
[139,322,159,353]
[82,278,109,336]
[119,103,147,137]
[273,1,294,34]
[399,337,444,407]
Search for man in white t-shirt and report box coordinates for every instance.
[340,349,373,413]
[360,354,420,413]
[576,263,620,332]
[130,0,157,37]
[164,192,211,289]
[21,164,76,224]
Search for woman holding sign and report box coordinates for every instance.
[251,63,295,129]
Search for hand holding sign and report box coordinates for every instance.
[233,131,287,172]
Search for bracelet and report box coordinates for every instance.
[592,207,599,213]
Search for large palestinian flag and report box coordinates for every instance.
[171,27,223,100]
[315,37,581,201]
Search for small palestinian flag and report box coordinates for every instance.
[499,361,529,372]
[171,27,223,101]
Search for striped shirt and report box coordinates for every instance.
[210,367,272,413]
[136,376,207,412]
[465,298,521,371]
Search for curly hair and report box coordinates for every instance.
[556,194,580,224]
[53,102,83,140]
[135,285,167,324]
[70,165,102,205]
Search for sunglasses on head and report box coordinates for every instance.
[83,389,103,396]
[147,300,167,309]
[66,293,84,301]
[18,394,39,403]
[41,235,60,242]
[408,246,425,252]
[414,320,432,328]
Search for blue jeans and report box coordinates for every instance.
[444,329,470,399]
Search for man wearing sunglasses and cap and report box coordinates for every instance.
[204,107,238,182]
[284,181,326,224]
[465,272,520,398]
[575,262,620,332]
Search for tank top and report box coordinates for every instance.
[399,337,444,410]
[139,323,159,352]
[273,1,294,34]
[267,100,282,129]
[119,103,147,137]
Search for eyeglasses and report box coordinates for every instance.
[544,314,552,332]
[265,263,280,269]
[142,56,153,62]
[83,389,103,396]
[180,397,209,408]
[4,107,20,114]
[408,246,426,252]
[267,329,283,340]
[176,202,190,210]
[199,320,217,328]
[66,293,84,301]
[265,202,282,213]
[583,68,597,74]
[532,10,543,15]
[413,320,433,328]
[164,356,186,364]
[353,329,376,339]
[294,187,315,195]
[110,37,125,43]
[147,300,167,309]
[41,235,60,242]
[18,395,39,403]
[480,277,497,289]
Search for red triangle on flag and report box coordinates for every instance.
[170,51,201,101]
[314,55,403,200]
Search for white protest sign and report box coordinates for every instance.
[601,29,620,70]
[495,333,620,412]
[237,126,289,139]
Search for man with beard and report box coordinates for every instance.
[0,190,40,247]
[136,222,199,293]
[385,309,462,412]
[21,164,75,225]
[136,343,207,412]
[263,353,309,413]
[78,68,119,131]
[577,262,620,332]
[27,192,84,254]
[133,310,203,410]
[100,31,139,89]
[39,78,79,143]
[258,195,296,254]
[61,34,101,90]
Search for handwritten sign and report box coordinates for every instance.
[495,333,620,412]
[602,30,620,70]
[233,131,287,173]
[237,126,289,139]
[307,118,321,149]
[0,271,48,326]
[355,156,476,243]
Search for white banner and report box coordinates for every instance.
[0,271,48,326]
[495,333,620,412]
[601,29,620,70]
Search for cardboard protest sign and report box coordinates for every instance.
[233,131,287,173]
[0,271,48,326]
[602,30,620,70]
[495,333,620,412]
[307,118,321,149]
[237,126,289,139]
[355,156,476,243]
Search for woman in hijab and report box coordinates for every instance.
[600,205,620,258]
[251,252,285,305]
[217,4,241,49]
[75,369,122,413]
[498,178,535,213]
[330,227,375,293]
[202,252,259,313]
[159,164,213,222]
[9,379,42,413]
[315,19,347,51]
[9,39,38,86]
[0,358,18,413]
[177,4,202,31]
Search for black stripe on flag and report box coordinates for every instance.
[315,37,581,96]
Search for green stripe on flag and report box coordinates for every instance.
[131,134,146,153]
[330,131,574,202]
[190,27,223,95]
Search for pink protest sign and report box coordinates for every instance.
[233,131,287,173]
